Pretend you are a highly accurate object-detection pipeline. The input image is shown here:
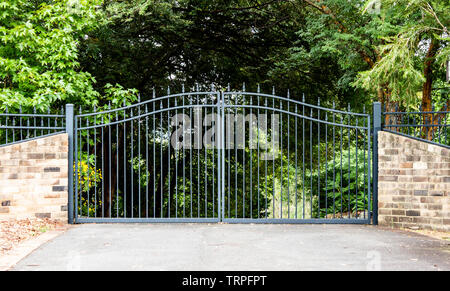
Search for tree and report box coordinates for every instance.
[355,0,449,139]
[79,0,348,103]
[0,0,106,111]
[356,0,449,105]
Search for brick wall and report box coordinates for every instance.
[378,131,450,232]
[0,134,68,222]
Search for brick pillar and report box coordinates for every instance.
[0,134,69,222]
[378,131,450,231]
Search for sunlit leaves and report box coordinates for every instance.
[0,0,102,110]
[355,0,449,106]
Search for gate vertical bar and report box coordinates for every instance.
[372,102,381,225]
[367,115,372,222]
[217,91,222,221]
[221,91,226,221]
[66,104,74,224]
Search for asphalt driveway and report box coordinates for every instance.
[11,224,450,271]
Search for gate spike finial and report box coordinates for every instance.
[196,83,199,92]
[211,84,215,92]
[138,93,141,103]
[333,101,335,109]
[257,83,260,93]
[167,86,170,95]
[287,89,290,99]
[182,84,185,93]
[317,98,320,106]
[227,83,230,91]
[272,86,275,95]
[348,103,351,112]
[302,93,305,103]
[242,82,246,92]
[363,105,366,114]
[152,87,156,98]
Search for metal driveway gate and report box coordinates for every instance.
[72,87,373,224]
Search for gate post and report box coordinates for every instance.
[66,104,75,224]
[372,102,381,225]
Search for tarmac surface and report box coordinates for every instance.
[12,223,450,271]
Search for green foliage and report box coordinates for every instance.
[79,0,318,100]
[0,0,104,110]
[355,0,450,105]
[305,146,371,218]
[270,0,395,108]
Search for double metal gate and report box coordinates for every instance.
[72,87,373,224]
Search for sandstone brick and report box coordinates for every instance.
[44,167,61,172]
[413,162,427,169]
[428,204,443,211]
[379,209,391,215]
[52,186,67,192]
[414,190,428,196]
[35,212,51,219]
[45,153,57,159]
[398,216,413,223]
[392,210,405,216]
[405,210,420,216]
[392,196,405,202]
[405,156,420,162]
[379,176,398,182]
[412,176,427,182]
[384,149,398,155]
[27,153,44,160]
[400,162,413,168]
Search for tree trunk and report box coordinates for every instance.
[378,85,398,128]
